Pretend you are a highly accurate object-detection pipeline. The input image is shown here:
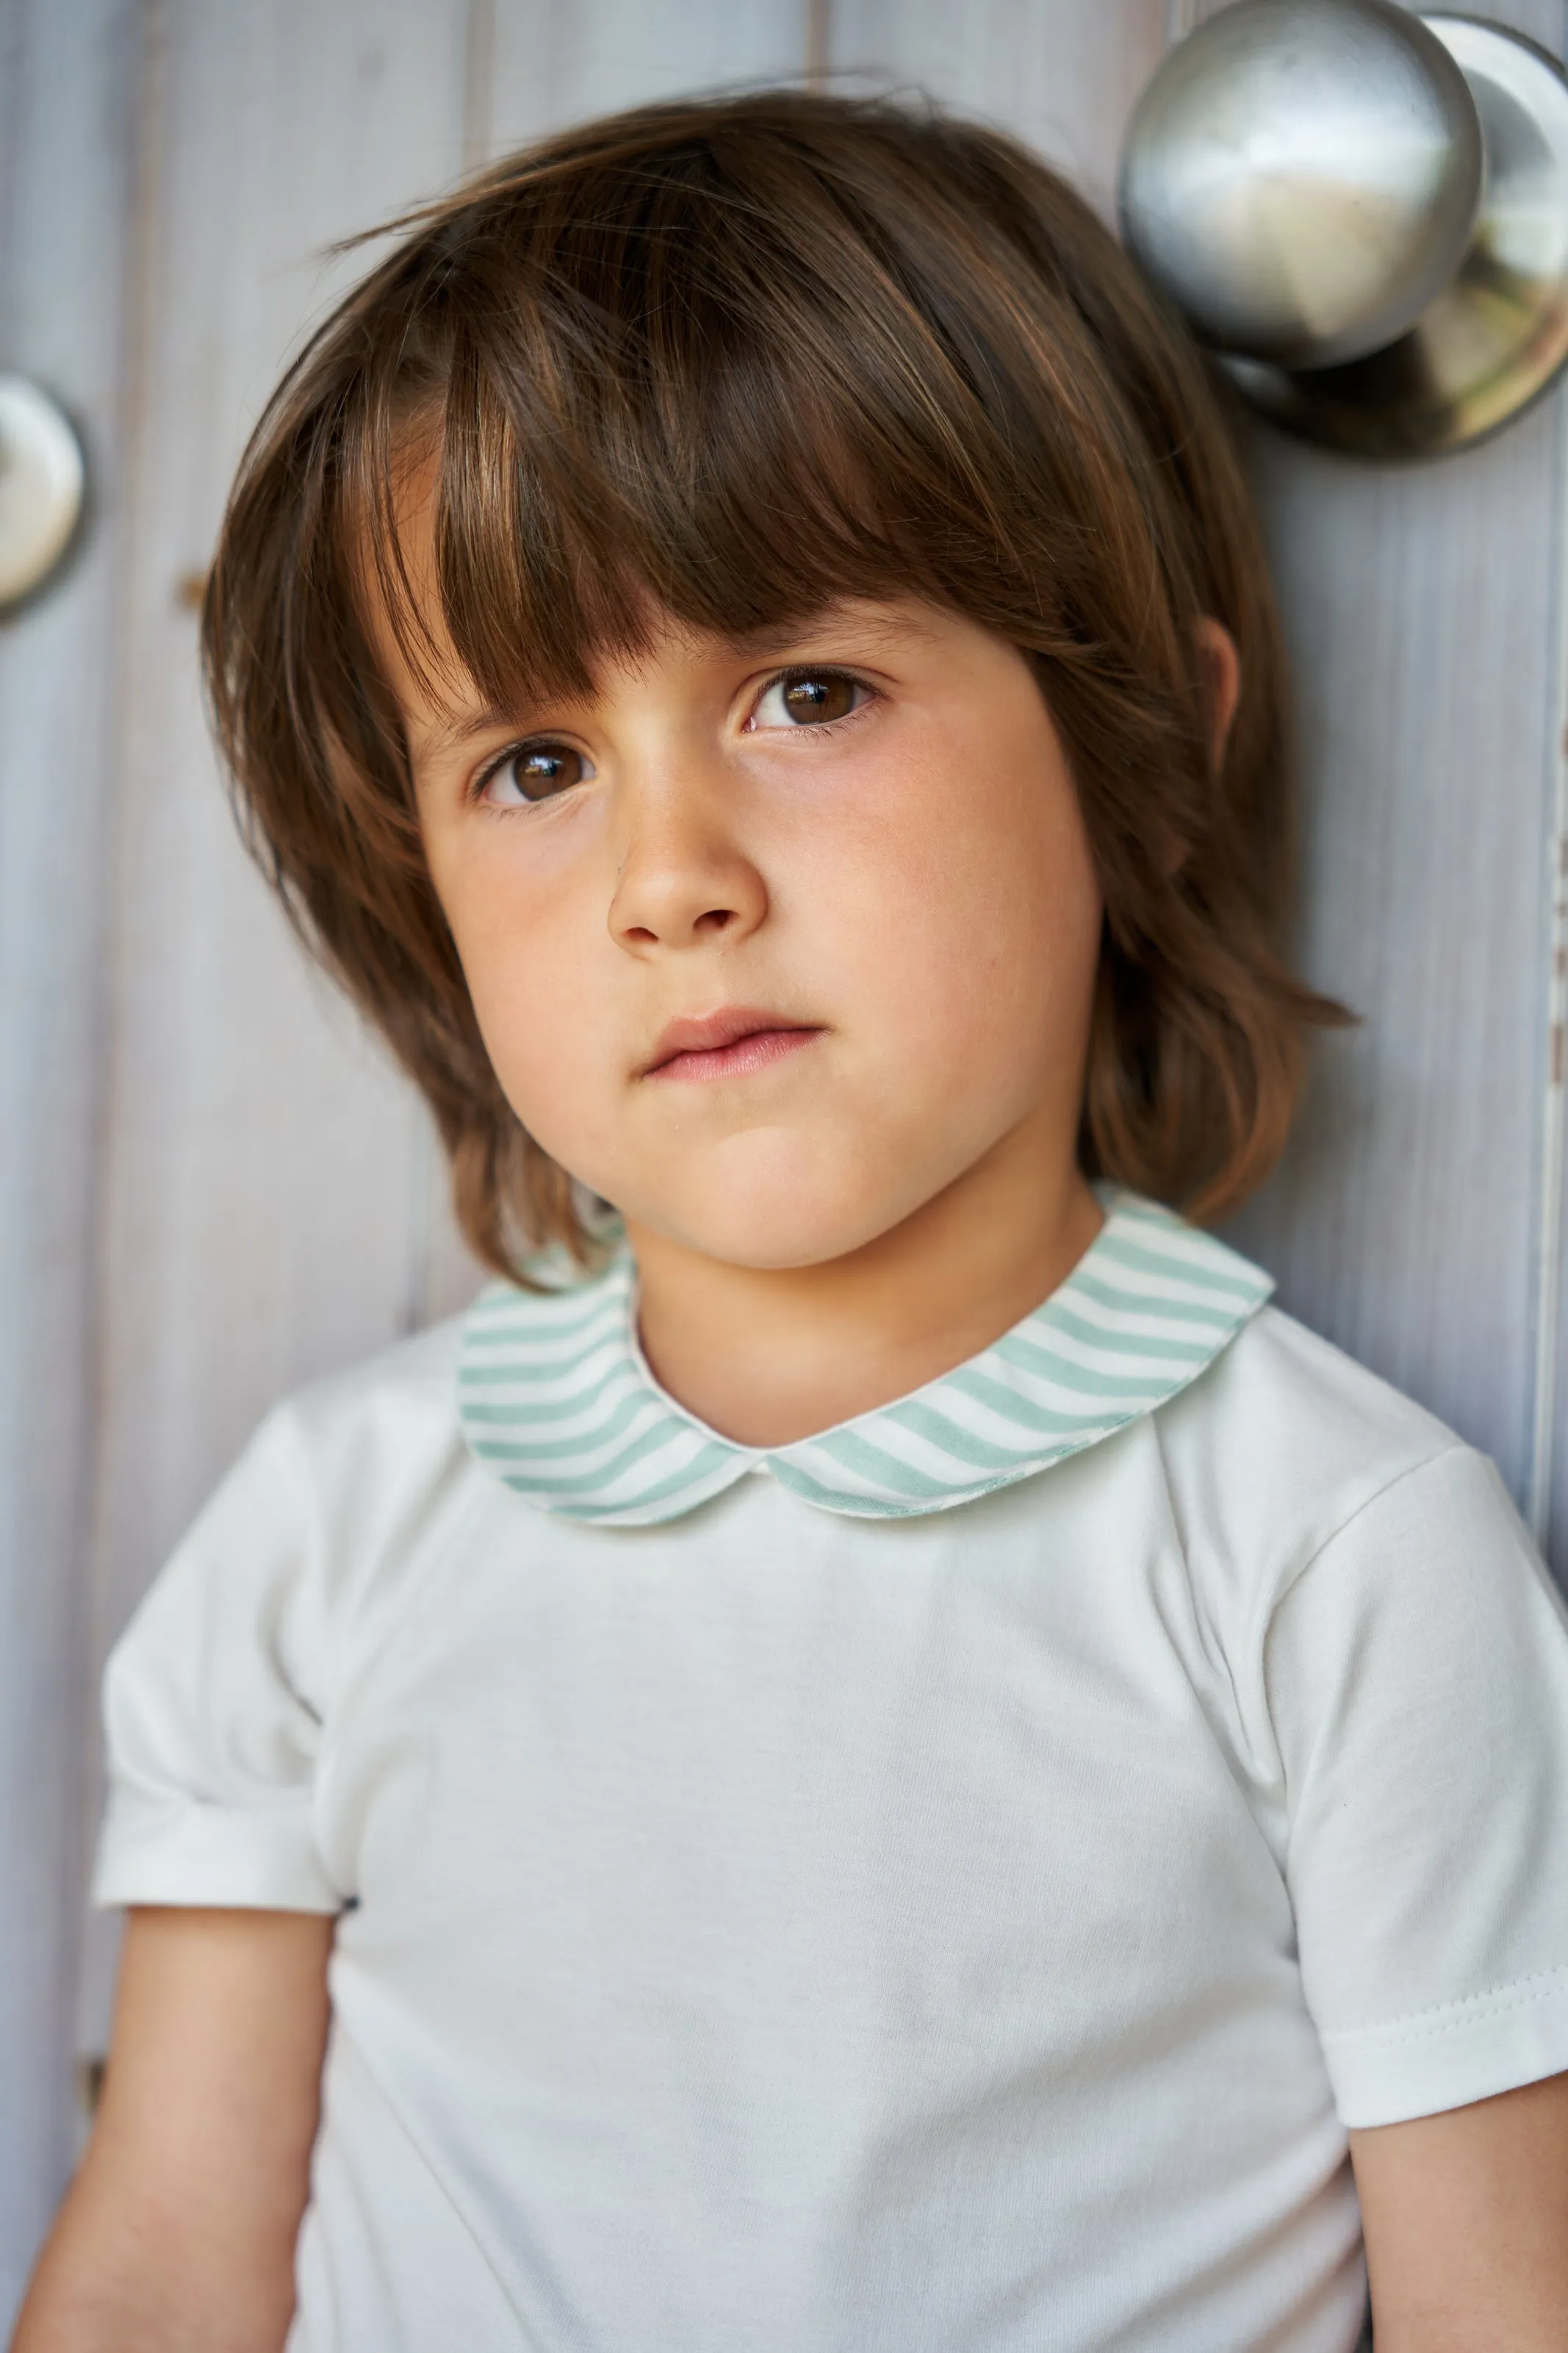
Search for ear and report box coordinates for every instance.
[1195,617,1242,773]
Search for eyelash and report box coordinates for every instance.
[470,664,877,811]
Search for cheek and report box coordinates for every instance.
[441,852,613,1144]
[824,744,1102,1091]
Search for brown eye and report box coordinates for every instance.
[483,741,593,806]
[781,673,857,724]
[751,669,868,730]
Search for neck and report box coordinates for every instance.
[625,1118,1103,1449]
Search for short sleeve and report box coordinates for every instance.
[92,1404,344,1914]
[1267,1444,1568,2127]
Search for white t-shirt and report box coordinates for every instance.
[93,1194,1568,2353]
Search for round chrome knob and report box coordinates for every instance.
[1119,0,1483,371]
[0,377,84,609]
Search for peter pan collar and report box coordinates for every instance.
[456,1191,1273,1528]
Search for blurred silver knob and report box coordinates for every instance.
[1119,0,1482,370]
[0,376,84,608]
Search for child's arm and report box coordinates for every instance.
[1351,2072,1568,2349]
[11,1906,332,2353]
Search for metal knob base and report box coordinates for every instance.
[1228,20,1568,460]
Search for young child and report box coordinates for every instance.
[16,89,1568,2353]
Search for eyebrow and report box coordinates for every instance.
[409,705,521,767]
[727,607,917,658]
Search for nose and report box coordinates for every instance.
[606,758,767,956]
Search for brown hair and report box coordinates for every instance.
[203,87,1344,1279]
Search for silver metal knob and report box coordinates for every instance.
[1121,4,1568,459]
[0,376,84,609]
[1121,0,1482,370]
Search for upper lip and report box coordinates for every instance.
[641,1006,819,1074]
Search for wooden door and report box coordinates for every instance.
[3,0,1564,2310]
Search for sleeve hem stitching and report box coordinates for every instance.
[1321,1960,1568,2052]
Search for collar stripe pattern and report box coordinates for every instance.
[457,1193,1273,1527]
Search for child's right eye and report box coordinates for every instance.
[478,743,596,807]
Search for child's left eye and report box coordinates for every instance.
[748,670,871,730]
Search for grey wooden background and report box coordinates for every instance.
[3,0,1567,2313]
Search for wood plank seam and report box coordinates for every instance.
[807,0,830,89]
[463,0,496,170]
[1528,380,1568,1546]
[70,0,169,2158]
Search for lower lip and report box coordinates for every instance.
[647,1027,821,1082]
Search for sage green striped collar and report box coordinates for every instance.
[456,1192,1273,1528]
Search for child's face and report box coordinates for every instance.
[400,572,1103,1272]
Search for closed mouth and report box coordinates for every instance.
[642,1007,824,1082]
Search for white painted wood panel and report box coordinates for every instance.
[830,0,1170,215]
[0,0,139,2316]
[1226,401,1561,1517]
[477,0,807,159]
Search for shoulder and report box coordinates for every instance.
[1151,1302,1480,1597]
[128,1310,483,1677]
[278,1309,469,1470]
[1184,1300,1457,1470]
[256,1309,483,1597]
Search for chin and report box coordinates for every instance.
[676,1216,874,1272]
[645,1158,938,1272]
